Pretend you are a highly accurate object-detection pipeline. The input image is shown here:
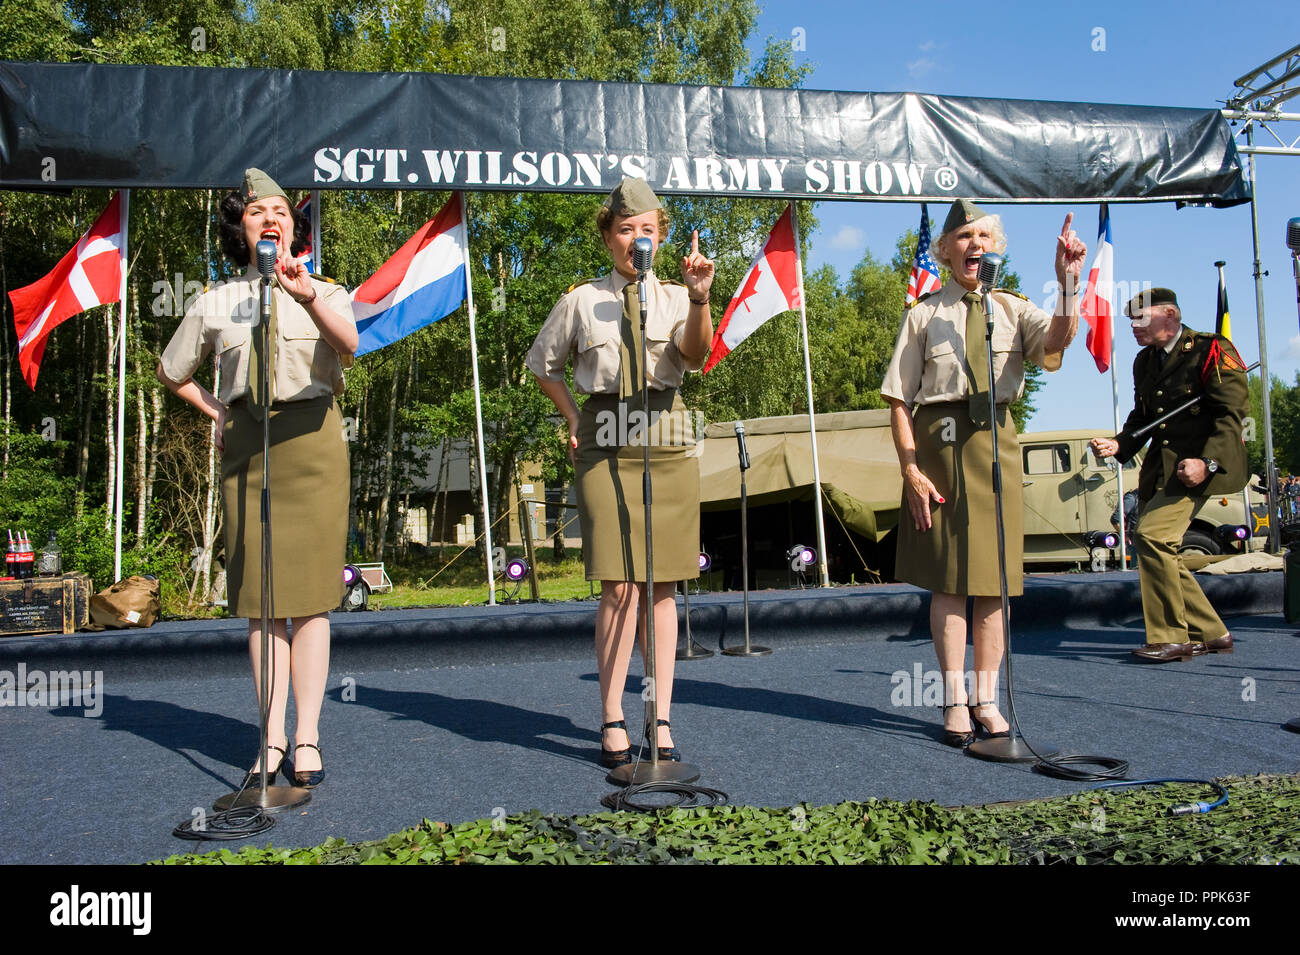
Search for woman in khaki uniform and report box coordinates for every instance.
[881,199,1085,748]
[527,178,714,766]
[158,169,357,788]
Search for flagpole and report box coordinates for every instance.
[460,193,497,605]
[788,202,830,588]
[310,190,322,275]
[1110,325,1127,570]
[114,190,129,583]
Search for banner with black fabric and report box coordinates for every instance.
[0,61,1249,205]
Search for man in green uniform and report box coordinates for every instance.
[1090,288,1248,662]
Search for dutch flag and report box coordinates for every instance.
[351,194,468,357]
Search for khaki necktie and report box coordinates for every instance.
[964,291,990,427]
[619,281,643,400]
[248,292,277,420]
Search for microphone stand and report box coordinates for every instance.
[609,257,698,785]
[216,256,311,812]
[723,422,770,657]
[676,579,713,660]
[966,269,1056,763]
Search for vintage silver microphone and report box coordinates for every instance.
[966,248,1056,763]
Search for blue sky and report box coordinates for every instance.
[747,1,1300,432]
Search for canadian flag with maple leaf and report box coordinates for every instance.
[702,204,801,373]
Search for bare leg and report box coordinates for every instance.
[595,580,639,751]
[971,595,1009,734]
[288,613,331,772]
[930,592,971,733]
[637,581,680,748]
[248,617,291,771]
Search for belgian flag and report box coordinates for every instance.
[1214,260,1231,341]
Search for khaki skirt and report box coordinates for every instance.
[575,390,700,582]
[222,395,349,618]
[894,402,1024,596]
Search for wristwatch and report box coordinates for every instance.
[1202,458,1220,474]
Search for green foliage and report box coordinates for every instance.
[156,774,1300,865]
[0,431,78,536]
[56,505,189,602]
[1247,372,1300,477]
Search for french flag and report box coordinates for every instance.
[1079,202,1114,373]
[352,194,468,357]
[702,204,801,373]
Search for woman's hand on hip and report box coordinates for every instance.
[903,463,944,531]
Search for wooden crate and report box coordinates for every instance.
[0,573,93,636]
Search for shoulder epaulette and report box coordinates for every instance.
[658,278,687,288]
[565,277,598,294]
[994,288,1030,301]
[309,273,339,285]
[911,289,940,306]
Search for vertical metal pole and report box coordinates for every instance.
[788,203,830,587]
[460,194,497,604]
[113,190,129,584]
[1246,125,1280,552]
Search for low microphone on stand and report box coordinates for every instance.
[1286,216,1300,254]
[734,421,751,471]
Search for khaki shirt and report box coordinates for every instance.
[159,265,354,404]
[526,271,700,394]
[880,278,1060,408]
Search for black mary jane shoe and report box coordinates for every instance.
[940,704,975,748]
[284,742,325,789]
[240,743,287,790]
[599,720,632,768]
[644,718,681,762]
[969,702,1010,740]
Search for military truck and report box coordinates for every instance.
[696,412,1265,586]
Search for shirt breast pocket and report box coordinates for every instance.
[578,311,622,393]
[217,329,251,397]
[923,339,964,397]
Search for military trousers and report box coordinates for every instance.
[1134,488,1229,645]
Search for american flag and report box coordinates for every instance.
[295,194,315,273]
[905,204,942,306]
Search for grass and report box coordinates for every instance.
[368,546,596,609]
[156,774,1300,865]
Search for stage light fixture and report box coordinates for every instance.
[1213,524,1250,545]
[1085,531,1119,550]
[787,545,816,570]
[505,558,530,582]
[341,564,368,612]
[698,552,712,572]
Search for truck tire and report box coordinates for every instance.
[1178,529,1220,557]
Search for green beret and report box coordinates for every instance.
[602,177,661,218]
[1124,287,1178,317]
[242,168,288,205]
[941,198,989,236]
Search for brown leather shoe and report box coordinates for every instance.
[1132,641,1203,662]
[1200,634,1234,654]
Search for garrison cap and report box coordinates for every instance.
[1124,287,1179,317]
[602,177,662,218]
[241,168,289,205]
[941,198,990,235]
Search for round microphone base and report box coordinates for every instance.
[965,736,1057,764]
[721,645,772,657]
[677,642,714,660]
[1283,717,1300,735]
[215,784,312,813]
[606,759,700,786]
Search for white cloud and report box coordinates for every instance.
[907,57,939,79]
[829,225,865,251]
[1282,335,1300,361]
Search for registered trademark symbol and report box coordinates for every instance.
[934,166,959,190]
